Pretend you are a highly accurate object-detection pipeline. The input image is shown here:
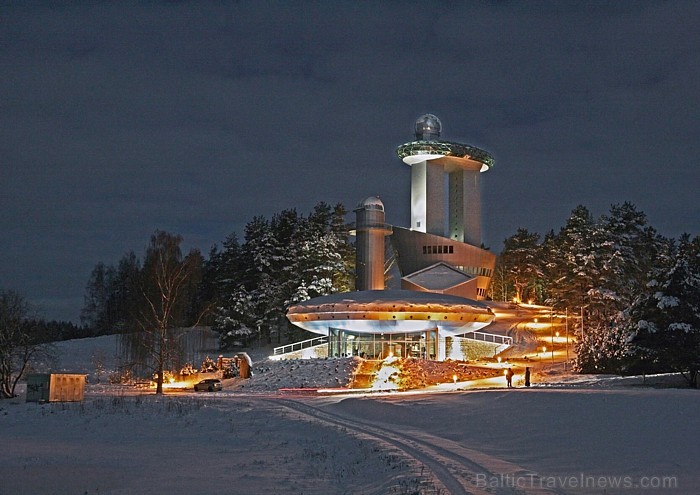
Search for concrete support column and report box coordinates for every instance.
[449,169,481,246]
[411,160,445,235]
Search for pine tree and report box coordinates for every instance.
[212,203,355,348]
[499,228,543,303]
[106,252,142,334]
[626,235,700,387]
[80,262,115,335]
[547,205,600,309]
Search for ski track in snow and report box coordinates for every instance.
[273,397,566,495]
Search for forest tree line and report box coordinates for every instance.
[77,202,354,390]
[494,202,699,386]
[2,200,698,395]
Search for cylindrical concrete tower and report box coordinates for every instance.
[354,197,392,291]
[396,115,493,247]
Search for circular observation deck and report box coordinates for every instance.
[396,140,494,173]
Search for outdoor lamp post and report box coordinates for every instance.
[565,308,569,370]
[550,307,554,361]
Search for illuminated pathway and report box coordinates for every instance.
[475,302,576,386]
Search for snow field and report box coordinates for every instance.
[1,395,440,495]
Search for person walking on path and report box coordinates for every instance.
[505,367,514,388]
[525,367,531,387]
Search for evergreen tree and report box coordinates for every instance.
[80,262,115,335]
[212,203,355,348]
[570,204,668,373]
[499,228,543,303]
[598,202,666,306]
[626,235,700,387]
[547,205,600,309]
[108,251,143,334]
[210,234,254,348]
[494,203,670,374]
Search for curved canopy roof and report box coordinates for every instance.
[287,290,495,336]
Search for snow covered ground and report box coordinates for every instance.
[2,336,699,494]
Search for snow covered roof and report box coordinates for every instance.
[288,289,487,309]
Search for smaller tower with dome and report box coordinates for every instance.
[353,197,392,291]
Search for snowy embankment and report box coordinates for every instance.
[242,356,361,391]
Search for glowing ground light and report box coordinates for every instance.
[162,380,191,389]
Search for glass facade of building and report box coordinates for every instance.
[328,328,439,360]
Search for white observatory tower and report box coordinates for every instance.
[396,114,493,247]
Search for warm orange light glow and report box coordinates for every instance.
[162,380,191,389]
[525,322,550,330]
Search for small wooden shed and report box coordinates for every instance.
[26,373,86,402]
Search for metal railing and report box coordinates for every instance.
[462,331,513,346]
[273,336,329,356]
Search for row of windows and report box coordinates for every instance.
[422,245,454,254]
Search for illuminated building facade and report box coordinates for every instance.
[283,115,502,361]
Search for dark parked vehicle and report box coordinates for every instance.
[194,378,222,392]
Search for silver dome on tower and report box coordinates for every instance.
[414,114,442,141]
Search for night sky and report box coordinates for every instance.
[2,2,699,323]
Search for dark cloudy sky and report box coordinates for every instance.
[2,1,699,323]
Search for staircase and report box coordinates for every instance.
[350,360,384,389]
